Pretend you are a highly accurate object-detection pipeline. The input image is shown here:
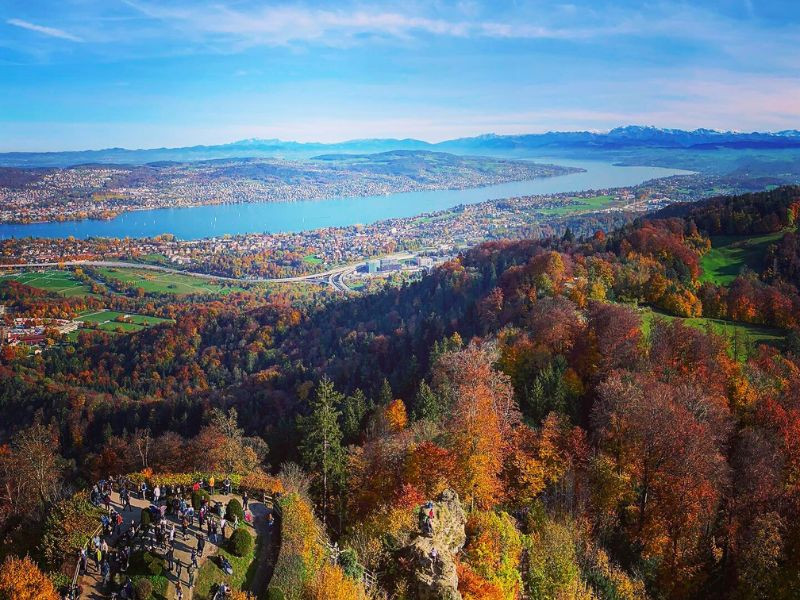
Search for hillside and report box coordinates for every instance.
[1,187,800,599]
[0,152,576,224]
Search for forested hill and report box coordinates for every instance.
[2,186,800,598]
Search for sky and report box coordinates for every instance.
[1,0,799,151]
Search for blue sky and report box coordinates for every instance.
[1,0,799,151]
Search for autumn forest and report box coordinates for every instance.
[2,186,800,600]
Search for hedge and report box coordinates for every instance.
[127,471,242,489]
[126,470,283,495]
[266,493,328,600]
[192,489,211,511]
[129,551,166,578]
[133,578,153,600]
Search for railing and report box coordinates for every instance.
[68,523,102,598]
[318,536,379,591]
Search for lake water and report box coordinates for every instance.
[0,159,691,240]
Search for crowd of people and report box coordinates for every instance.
[69,474,266,599]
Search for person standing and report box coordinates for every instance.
[187,563,195,588]
[197,534,206,558]
[101,559,110,586]
[242,491,249,511]
[153,485,160,505]
[208,476,215,495]
[175,582,183,600]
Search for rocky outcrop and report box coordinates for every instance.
[403,489,467,600]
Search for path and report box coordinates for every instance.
[79,489,271,600]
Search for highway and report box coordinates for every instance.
[0,253,415,293]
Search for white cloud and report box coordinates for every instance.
[6,18,83,42]
[121,1,612,46]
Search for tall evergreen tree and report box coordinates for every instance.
[377,378,393,406]
[339,388,369,443]
[299,378,345,527]
[413,379,445,423]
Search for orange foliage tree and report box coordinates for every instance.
[0,555,58,600]
[434,342,519,509]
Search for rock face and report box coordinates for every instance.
[403,489,467,600]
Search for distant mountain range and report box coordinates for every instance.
[3,126,800,168]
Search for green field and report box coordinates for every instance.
[77,309,173,334]
[538,194,616,216]
[640,307,785,358]
[0,269,96,297]
[96,267,247,296]
[699,230,788,285]
[302,254,323,265]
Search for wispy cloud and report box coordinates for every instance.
[7,18,83,42]
[121,2,610,47]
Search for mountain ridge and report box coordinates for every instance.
[3,125,800,168]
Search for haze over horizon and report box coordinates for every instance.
[4,125,800,156]
[2,0,799,151]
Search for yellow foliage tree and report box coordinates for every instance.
[384,399,408,432]
[0,555,58,600]
[303,564,369,600]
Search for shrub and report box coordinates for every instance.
[266,589,285,600]
[0,555,59,600]
[337,548,364,581]
[39,491,104,570]
[226,498,245,522]
[278,462,311,497]
[192,489,210,511]
[129,551,165,577]
[269,493,328,599]
[134,578,153,600]
[228,528,253,557]
[303,564,369,600]
[240,470,284,495]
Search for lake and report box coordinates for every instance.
[0,159,691,240]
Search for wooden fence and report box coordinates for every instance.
[317,535,379,591]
